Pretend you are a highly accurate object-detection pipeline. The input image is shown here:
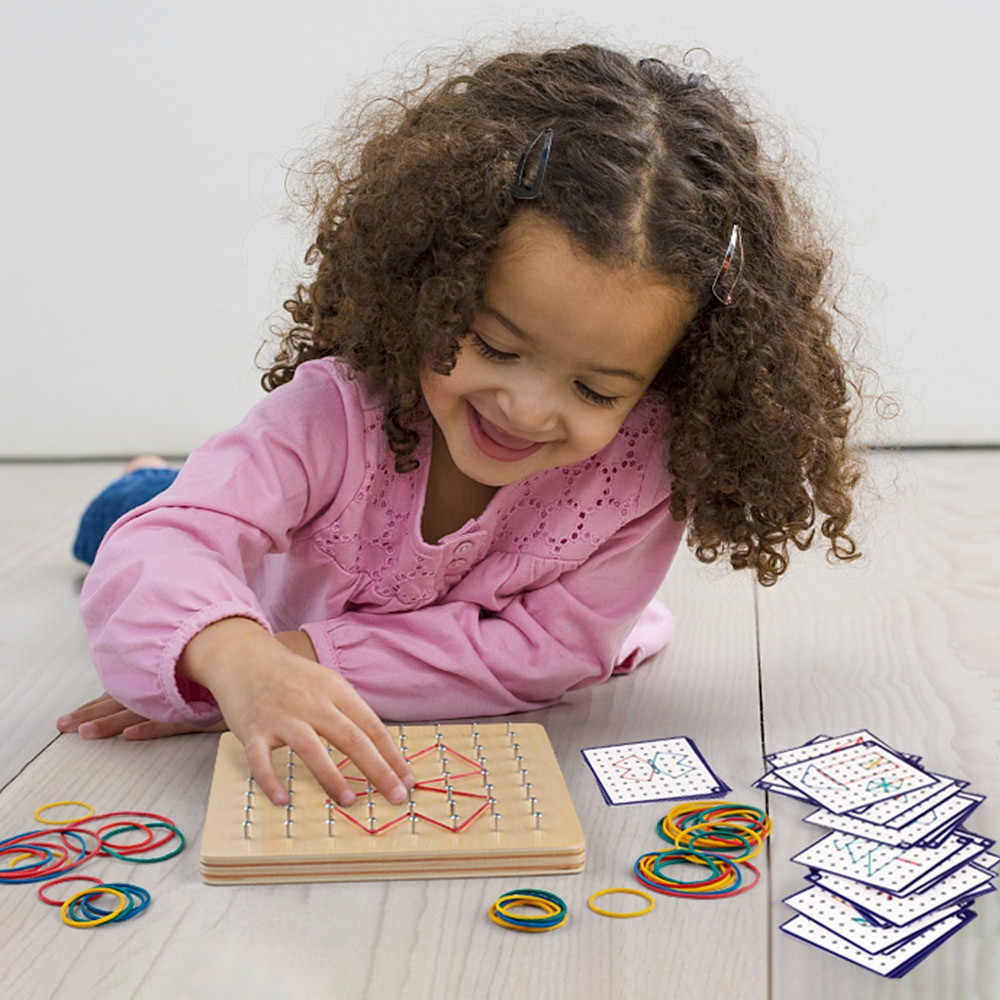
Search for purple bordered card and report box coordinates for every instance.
[581,736,730,805]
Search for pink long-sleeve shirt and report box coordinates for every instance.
[80,359,685,724]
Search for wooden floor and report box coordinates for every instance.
[0,452,997,1000]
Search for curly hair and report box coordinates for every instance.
[264,43,865,585]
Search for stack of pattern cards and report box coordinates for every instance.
[755,730,995,978]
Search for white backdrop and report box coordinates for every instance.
[2,0,996,456]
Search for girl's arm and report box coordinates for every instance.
[174,617,412,806]
[57,629,317,738]
[61,621,413,806]
[74,362,413,805]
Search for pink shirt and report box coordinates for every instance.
[80,360,685,724]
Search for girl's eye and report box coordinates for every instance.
[472,333,518,361]
[472,332,620,407]
[575,382,620,408]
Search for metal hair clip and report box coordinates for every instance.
[711,224,744,305]
[512,127,554,200]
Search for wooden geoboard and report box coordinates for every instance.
[201,723,585,884]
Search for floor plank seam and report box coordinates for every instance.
[0,732,63,795]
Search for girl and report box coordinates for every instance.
[59,44,864,809]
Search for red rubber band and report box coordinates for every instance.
[38,875,104,906]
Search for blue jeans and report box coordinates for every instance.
[73,467,179,565]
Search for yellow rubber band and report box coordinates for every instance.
[494,894,563,917]
[674,822,767,860]
[588,887,655,918]
[8,852,34,869]
[61,887,128,928]
[34,800,95,826]
[488,890,568,932]
[488,905,568,932]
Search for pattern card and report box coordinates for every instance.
[808,866,996,927]
[581,736,729,805]
[802,791,983,848]
[791,830,984,894]
[766,730,891,768]
[754,772,812,801]
[771,742,935,814]
[784,886,967,953]
[780,911,975,978]
[756,729,993,977]
[860,774,964,828]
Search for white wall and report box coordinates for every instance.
[2,0,996,456]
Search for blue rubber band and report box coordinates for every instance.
[79,882,151,922]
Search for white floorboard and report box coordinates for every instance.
[0,452,996,999]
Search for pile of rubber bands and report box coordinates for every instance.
[487,802,771,932]
[633,800,771,899]
[489,888,568,932]
[0,800,185,928]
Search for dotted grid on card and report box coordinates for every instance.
[200,723,585,884]
[581,737,731,805]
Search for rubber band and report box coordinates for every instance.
[679,826,762,862]
[97,822,155,854]
[64,809,177,832]
[635,848,740,894]
[634,850,761,898]
[77,882,151,922]
[0,840,72,882]
[489,889,568,932]
[61,886,129,928]
[34,800,95,826]
[0,809,181,888]
[0,829,96,883]
[38,875,104,906]
[2,846,54,873]
[76,886,137,923]
[588,887,655,918]
[100,821,185,863]
[635,802,771,900]
[657,802,771,854]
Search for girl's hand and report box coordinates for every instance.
[56,693,228,740]
[178,618,415,808]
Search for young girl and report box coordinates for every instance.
[59,43,864,809]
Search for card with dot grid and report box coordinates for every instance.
[580,736,729,805]
[767,741,936,815]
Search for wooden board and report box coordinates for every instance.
[201,723,585,884]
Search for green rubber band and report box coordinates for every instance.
[100,821,185,863]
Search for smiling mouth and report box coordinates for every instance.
[466,406,546,462]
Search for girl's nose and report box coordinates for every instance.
[496,381,559,434]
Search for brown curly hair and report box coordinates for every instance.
[264,43,865,585]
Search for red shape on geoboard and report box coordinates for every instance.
[329,741,491,835]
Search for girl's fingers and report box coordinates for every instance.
[243,740,291,806]
[328,683,415,792]
[122,720,210,740]
[291,731,364,808]
[239,716,411,809]
[56,693,126,731]
[77,708,148,739]
[68,692,118,714]
[243,732,360,808]
[306,721,410,807]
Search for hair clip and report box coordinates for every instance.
[512,128,554,200]
[711,224,744,305]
